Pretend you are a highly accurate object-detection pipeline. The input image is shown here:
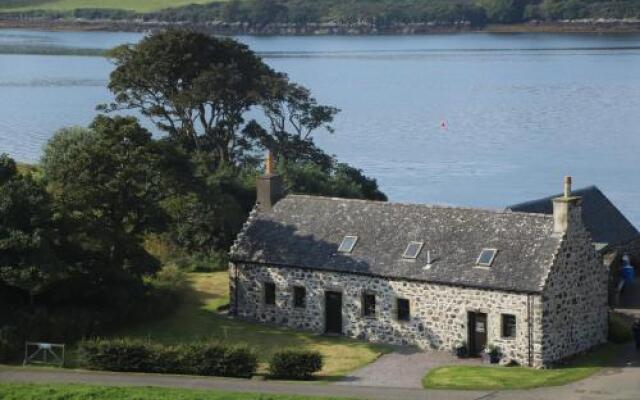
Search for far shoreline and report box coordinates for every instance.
[2,18,640,35]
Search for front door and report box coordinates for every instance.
[325,291,342,334]
[468,312,488,357]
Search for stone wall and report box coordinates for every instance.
[541,205,609,364]
[230,263,544,366]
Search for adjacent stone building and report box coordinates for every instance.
[508,186,640,307]
[229,171,609,367]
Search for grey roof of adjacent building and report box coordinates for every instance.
[231,195,562,293]
[507,186,639,250]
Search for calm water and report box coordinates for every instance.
[1,29,640,226]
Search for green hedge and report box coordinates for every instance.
[78,339,257,378]
[609,313,633,343]
[268,349,323,380]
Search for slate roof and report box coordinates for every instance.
[507,186,639,250]
[231,195,562,293]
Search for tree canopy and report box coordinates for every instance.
[0,30,387,355]
[0,154,62,300]
[42,116,164,277]
[104,30,278,165]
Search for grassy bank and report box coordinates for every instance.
[423,343,622,390]
[111,272,389,380]
[0,383,352,400]
[423,365,599,390]
[0,0,218,13]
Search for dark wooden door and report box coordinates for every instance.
[325,291,342,334]
[468,312,488,356]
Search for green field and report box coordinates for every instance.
[0,383,352,400]
[112,272,389,379]
[422,344,622,390]
[0,0,218,13]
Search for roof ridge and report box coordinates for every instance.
[284,194,554,219]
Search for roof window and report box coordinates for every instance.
[476,249,497,267]
[338,235,358,253]
[402,241,424,259]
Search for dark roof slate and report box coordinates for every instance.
[231,195,561,293]
[507,186,639,249]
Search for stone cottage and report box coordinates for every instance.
[229,168,608,367]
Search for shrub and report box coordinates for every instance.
[0,325,21,363]
[268,349,323,380]
[173,252,229,272]
[78,339,155,372]
[453,341,468,358]
[183,343,256,377]
[609,313,633,343]
[77,339,257,378]
[220,346,258,378]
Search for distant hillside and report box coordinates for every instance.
[0,0,216,13]
[2,0,640,33]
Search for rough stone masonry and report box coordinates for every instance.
[229,173,608,367]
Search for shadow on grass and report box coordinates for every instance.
[558,341,640,369]
[99,272,391,380]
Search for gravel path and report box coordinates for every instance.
[337,347,481,388]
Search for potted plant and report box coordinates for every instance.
[453,341,468,358]
[485,344,501,364]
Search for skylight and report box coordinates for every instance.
[476,249,497,267]
[402,241,424,259]
[338,235,358,253]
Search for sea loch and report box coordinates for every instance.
[1,30,640,225]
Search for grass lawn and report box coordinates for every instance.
[0,382,353,400]
[422,343,624,390]
[0,0,220,13]
[111,272,390,380]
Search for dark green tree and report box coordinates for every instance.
[244,75,339,171]
[41,116,164,277]
[0,154,62,303]
[103,29,278,165]
[283,161,387,201]
[477,0,528,22]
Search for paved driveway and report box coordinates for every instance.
[337,347,481,388]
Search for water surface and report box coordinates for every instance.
[1,29,640,227]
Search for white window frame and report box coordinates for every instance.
[476,248,498,267]
[338,235,358,253]
[402,241,424,259]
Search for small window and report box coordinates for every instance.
[502,314,516,338]
[264,282,276,305]
[477,248,497,267]
[362,293,376,317]
[397,298,410,321]
[293,286,306,308]
[338,235,358,253]
[402,241,424,259]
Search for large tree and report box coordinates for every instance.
[0,154,62,303]
[244,75,339,171]
[42,116,164,277]
[103,29,278,165]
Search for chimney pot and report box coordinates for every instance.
[553,176,582,235]
[265,150,275,175]
[256,151,284,211]
[564,176,572,198]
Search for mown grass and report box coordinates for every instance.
[1,0,220,13]
[423,343,623,390]
[0,382,353,400]
[111,272,390,380]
